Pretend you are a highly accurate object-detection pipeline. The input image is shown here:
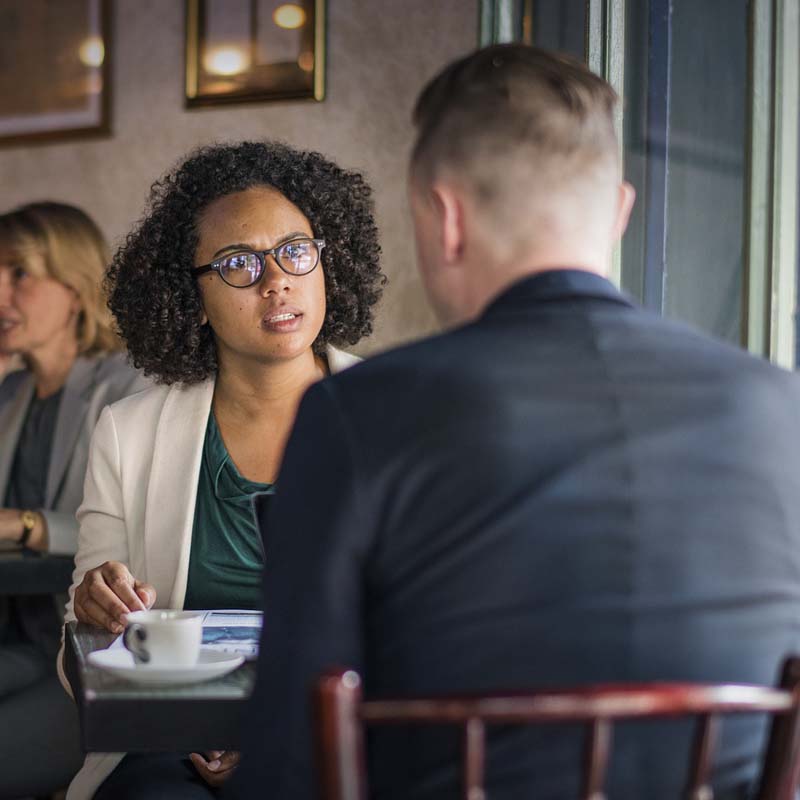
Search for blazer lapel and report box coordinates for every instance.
[0,374,35,495]
[144,380,214,610]
[142,354,350,610]
[46,358,95,507]
[326,344,360,374]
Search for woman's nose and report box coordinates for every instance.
[258,258,291,296]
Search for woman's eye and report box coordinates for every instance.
[225,255,248,270]
[286,243,309,257]
[11,265,27,282]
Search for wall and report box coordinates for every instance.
[0,0,478,354]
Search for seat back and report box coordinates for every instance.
[314,657,800,800]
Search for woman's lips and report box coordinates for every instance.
[261,311,303,333]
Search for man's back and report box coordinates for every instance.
[235,270,800,799]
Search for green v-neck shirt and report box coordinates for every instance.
[183,411,273,610]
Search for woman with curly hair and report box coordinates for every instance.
[60,141,385,800]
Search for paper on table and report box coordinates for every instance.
[197,609,263,660]
[108,609,263,660]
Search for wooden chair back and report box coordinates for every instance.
[314,657,800,800]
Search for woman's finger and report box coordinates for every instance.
[133,580,157,609]
[76,595,123,633]
[190,752,239,786]
[217,751,240,770]
[190,753,227,787]
[99,563,147,612]
[85,578,133,623]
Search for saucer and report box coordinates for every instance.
[88,648,244,685]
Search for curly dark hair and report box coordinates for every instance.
[106,140,385,384]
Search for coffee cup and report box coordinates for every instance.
[122,610,203,668]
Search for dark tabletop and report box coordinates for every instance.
[65,621,256,752]
[0,547,74,595]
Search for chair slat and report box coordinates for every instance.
[314,670,367,800]
[581,718,612,800]
[462,717,486,800]
[685,714,718,800]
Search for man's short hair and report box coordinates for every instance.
[411,44,620,227]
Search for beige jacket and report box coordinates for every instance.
[61,346,360,800]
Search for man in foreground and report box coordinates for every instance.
[231,45,800,798]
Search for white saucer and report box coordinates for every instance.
[88,648,245,685]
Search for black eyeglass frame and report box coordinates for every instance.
[193,237,326,287]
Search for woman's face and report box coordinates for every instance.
[0,247,79,357]
[195,186,327,369]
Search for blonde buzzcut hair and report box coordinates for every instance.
[411,44,620,234]
[0,201,121,356]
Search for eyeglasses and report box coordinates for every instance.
[193,237,325,288]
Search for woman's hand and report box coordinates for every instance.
[0,508,47,550]
[190,751,241,787]
[73,561,157,634]
[0,508,25,543]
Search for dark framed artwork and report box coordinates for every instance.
[185,0,325,107]
[0,0,111,146]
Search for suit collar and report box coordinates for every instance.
[482,269,634,319]
[145,379,214,609]
[46,357,98,506]
[0,358,100,508]
[0,372,35,497]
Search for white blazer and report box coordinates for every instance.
[62,345,360,800]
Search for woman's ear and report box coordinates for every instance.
[197,288,208,326]
[70,287,81,315]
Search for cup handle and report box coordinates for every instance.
[122,623,150,664]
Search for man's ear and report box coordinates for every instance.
[430,183,466,264]
[612,181,636,242]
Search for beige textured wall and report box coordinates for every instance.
[0,0,478,354]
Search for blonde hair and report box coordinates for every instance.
[0,201,121,355]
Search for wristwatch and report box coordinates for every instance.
[18,510,37,547]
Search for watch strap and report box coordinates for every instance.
[18,510,37,547]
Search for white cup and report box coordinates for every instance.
[122,610,203,668]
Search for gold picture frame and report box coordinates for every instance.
[185,0,325,107]
[0,0,111,147]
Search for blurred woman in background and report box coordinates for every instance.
[0,201,147,797]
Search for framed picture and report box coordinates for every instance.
[185,0,325,107]
[0,0,111,146]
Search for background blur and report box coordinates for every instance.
[0,0,476,354]
[1,0,798,367]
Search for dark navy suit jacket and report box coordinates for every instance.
[231,270,800,799]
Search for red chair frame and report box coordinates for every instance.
[314,658,800,800]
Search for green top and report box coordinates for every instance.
[183,410,272,611]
